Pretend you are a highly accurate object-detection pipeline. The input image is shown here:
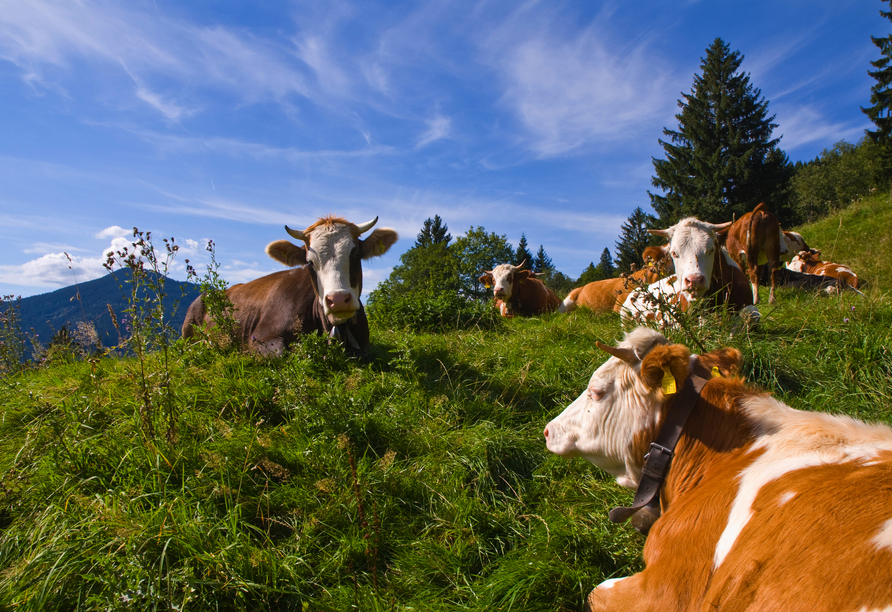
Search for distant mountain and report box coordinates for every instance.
[16,270,201,349]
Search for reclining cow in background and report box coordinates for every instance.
[182,215,398,355]
[559,246,671,314]
[620,218,755,327]
[718,203,786,304]
[479,261,560,317]
[787,249,861,290]
[544,327,892,611]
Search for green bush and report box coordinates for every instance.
[366,289,501,332]
[791,139,882,223]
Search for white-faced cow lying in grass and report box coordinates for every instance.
[620,218,756,327]
[478,261,560,317]
[182,215,397,355]
[544,327,892,612]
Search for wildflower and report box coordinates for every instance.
[844,318,850,323]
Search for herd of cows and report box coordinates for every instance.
[480,202,862,327]
[181,211,888,610]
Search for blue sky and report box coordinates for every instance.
[0,0,882,299]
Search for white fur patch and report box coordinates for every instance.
[597,577,628,590]
[871,518,892,553]
[778,491,796,506]
[713,395,892,569]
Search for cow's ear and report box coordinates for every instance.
[479,273,493,288]
[359,228,398,259]
[266,240,307,267]
[698,347,742,378]
[515,270,534,281]
[639,344,691,393]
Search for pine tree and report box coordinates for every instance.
[614,207,657,274]
[415,215,452,248]
[862,1,892,184]
[513,233,534,267]
[649,38,789,224]
[533,245,553,274]
[598,248,615,279]
[576,262,604,286]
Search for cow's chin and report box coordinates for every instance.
[326,309,357,325]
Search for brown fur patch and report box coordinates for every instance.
[359,228,399,259]
[266,240,307,267]
[640,344,691,392]
[303,215,355,236]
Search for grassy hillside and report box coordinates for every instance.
[792,192,892,293]
[0,194,890,611]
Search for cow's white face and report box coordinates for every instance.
[490,263,519,300]
[652,218,728,302]
[786,254,806,273]
[266,216,398,326]
[303,223,362,324]
[544,327,669,489]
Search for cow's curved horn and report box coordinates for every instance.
[285,225,307,241]
[355,216,378,235]
[648,228,670,238]
[516,258,526,270]
[482,270,493,275]
[710,221,733,231]
[596,341,639,363]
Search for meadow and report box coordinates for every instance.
[1,194,890,611]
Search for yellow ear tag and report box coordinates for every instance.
[661,367,677,395]
[485,284,491,289]
[711,366,722,378]
[375,242,385,255]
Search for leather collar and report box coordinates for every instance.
[608,370,710,534]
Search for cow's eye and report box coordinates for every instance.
[306,260,315,268]
[589,387,605,402]
[670,251,679,258]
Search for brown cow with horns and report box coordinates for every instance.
[478,260,560,317]
[182,215,398,355]
[544,327,892,611]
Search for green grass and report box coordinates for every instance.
[1,194,891,611]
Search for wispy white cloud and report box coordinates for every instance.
[96,226,130,240]
[0,228,208,289]
[480,8,681,157]
[0,0,313,114]
[416,114,452,148]
[775,105,867,152]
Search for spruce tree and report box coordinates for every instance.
[533,245,553,274]
[513,233,534,267]
[862,0,892,183]
[576,262,604,286]
[598,248,615,279]
[614,207,657,274]
[649,38,789,224]
[415,215,452,248]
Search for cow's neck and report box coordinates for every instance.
[654,364,756,509]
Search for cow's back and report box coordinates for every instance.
[512,277,560,315]
[224,269,318,346]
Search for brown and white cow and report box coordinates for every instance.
[544,327,892,611]
[479,261,560,317]
[620,218,755,327]
[781,230,809,263]
[182,215,398,355]
[559,247,671,314]
[787,249,861,290]
[718,203,786,304]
